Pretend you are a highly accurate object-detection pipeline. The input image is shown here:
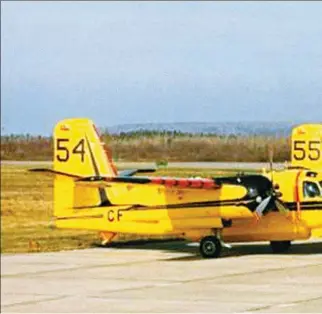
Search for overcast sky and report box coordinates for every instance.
[2,1,322,135]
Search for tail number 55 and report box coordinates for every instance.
[293,140,321,161]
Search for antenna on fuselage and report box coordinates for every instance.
[268,144,274,185]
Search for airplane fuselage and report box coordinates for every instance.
[55,170,322,243]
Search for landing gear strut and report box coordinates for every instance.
[199,236,222,258]
[270,240,291,253]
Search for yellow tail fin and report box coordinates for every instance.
[53,118,116,216]
[54,118,117,177]
[291,124,322,170]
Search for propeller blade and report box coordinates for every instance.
[274,199,289,215]
[255,196,272,217]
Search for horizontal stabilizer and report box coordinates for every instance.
[29,168,81,179]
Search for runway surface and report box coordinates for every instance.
[1,160,284,170]
[2,239,322,313]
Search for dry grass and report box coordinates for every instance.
[1,136,53,161]
[1,165,97,253]
[1,135,290,162]
[110,135,290,162]
[1,164,251,254]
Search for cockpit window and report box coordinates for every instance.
[303,181,321,198]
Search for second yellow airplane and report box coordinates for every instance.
[33,119,322,258]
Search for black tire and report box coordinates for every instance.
[199,236,222,258]
[270,240,291,253]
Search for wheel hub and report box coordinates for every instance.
[203,241,216,254]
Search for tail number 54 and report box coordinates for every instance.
[56,138,85,162]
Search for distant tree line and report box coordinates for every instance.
[0,130,290,162]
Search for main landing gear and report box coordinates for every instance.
[199,229,232,258]
[199,236,222,258]
[270,240,291,253]
[199,237,292,258]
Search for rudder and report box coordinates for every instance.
[53,118,116,217]
[54,118,117,177]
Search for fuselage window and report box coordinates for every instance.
[303,181,321,198]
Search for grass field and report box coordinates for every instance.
[1,164,256,254]
[1,134,290,162]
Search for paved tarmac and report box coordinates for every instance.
[1,160,284,170]
[1,239,322,313]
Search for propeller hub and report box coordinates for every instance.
[256,196,262,203]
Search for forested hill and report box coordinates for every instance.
[106,121,298,136]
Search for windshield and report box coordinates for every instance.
[303,181,322,198]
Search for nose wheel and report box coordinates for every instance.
[199,236,222,258]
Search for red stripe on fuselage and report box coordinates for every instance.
[150,177,219,189]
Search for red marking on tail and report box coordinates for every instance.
[93,124,117,176]
[296,128,306,135]
[60,124,70,131]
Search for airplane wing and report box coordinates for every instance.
[31,168,289,217]
[29,168,221,190]
[76,175,221,190]
[118,168,157,177]
[30,168,157,178]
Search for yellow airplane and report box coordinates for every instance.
[32,119,322,258]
